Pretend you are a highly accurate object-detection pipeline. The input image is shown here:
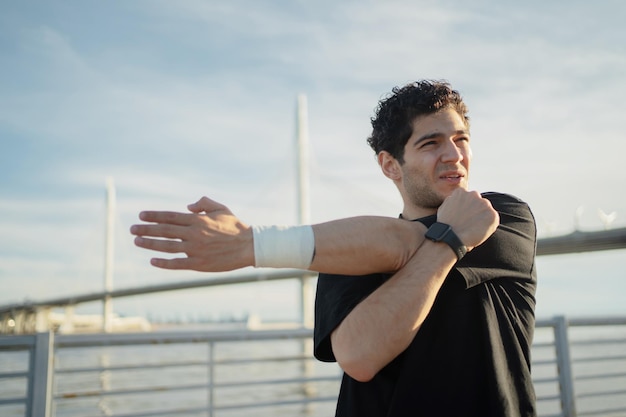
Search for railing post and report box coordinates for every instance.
[98,352,112,415]
[27,331,54,417]
[208,341,215,417]
[299,272,317,407]
[554,315,577,417]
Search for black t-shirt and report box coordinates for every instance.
[314,192,538,417]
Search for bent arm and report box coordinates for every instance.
[327,190,500,381]
[330,239,457,381]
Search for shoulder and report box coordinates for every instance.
[481,191,530,210]
[457,192,537,284]
[479,192,537,258]
[481,192,535,223]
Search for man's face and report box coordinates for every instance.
[398,107,472,214]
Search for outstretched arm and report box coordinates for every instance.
[130,197,425,275]
[130,189,497,276]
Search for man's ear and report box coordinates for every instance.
[378,151,402,181]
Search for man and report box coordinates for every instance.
[131,80,537,416]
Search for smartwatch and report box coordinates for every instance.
[425,222,467,261]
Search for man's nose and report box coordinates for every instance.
[441,140,464,162]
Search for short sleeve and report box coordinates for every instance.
[456,192,537,288]
[313,272,389,362]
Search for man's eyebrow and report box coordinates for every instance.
[413,130,469,146]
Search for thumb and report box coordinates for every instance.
[187,196,227,214]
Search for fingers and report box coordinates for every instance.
[134,236,185,254]
[150,257,197,270]
[131,210,198,240]
[138,210,194,226]
[130,223,186,239]
[151,256,224,272]
[437,189,499,249]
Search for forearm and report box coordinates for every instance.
[309,216,426,275]
[330,239,458,382]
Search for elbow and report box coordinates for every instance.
[342,364,377,383]
[334,348,380,382]
[388,220,425,271]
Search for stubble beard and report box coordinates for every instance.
[404,177,445,212]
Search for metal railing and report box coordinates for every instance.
[531,316,626,417]
[1,316,626,417]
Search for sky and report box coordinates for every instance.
[1,1,625,323]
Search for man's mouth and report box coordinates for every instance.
[439,172,464,180]
[438,171,465,184]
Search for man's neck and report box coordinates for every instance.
[400,207,437,221]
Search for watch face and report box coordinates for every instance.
[426,222,466,260]
[428,222,450,240]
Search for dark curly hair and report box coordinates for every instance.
[367,80,470,163]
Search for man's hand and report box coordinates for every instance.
[436,189,499,251]
[130,197,254,272]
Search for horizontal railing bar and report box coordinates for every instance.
[572,355,626,364]
[55,361,210,373]
[576,388,626,399]
[570,339,626,347]
[0,371,28,378]
[215,375,340,389]
[575,371,626,381]
[83,405,211,417]
[577,406,626,417]
[533,316,626,328]
[211,354,314,364]
[50,322,618,347]
[56,355,318,374]
[0,397,26,405]
[56,375,341,400]
[4,320,619,350]
[0,334,37,348]
[55,382,208,399]
[54,327,314,347]
[567,317,626,326]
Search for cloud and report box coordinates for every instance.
[1,0,625,317]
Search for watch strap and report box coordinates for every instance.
[425,222,468,260]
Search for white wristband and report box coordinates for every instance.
[252,225,315,269]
